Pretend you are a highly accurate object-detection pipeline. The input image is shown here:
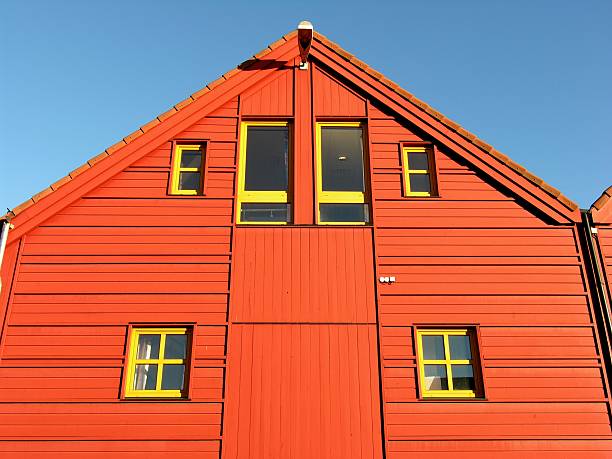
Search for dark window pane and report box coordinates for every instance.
[164,334,187,359]
[161,364,185,390]
[408,152,429,170]
[137,334,160,359]
[409,173,431,193]
[424,364,448,390]
[449,335,472,360]
[180,150,202,168]
[134,364,158,390]
[319,204,368,223]
[241,203,290,222]
[422,335,445,360]
[452,364,475,390]
[179,171,201,191]
[321,127,365,192]
[244,126,289,191]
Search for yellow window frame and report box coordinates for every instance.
[315,122,367,225]
[171,144,204,195]
[237,121,290,225]
[402,146,432,197]
[125,327,190,398]
[416,329,477,398]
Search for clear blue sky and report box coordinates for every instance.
[1,0,610,210]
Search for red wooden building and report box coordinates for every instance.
[1,24,611,458]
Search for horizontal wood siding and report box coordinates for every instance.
[368,103,611,456]
[0,96,241,457]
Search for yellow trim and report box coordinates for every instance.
[171,144,203,195]
[125,328,189,398]
[237,122,290,224]
[416,329,477,398]
[402,146,432,197]
[315,122,367,225]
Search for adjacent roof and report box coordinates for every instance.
[3,28,579,229]
[591,185,612,223]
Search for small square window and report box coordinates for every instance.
[416,328,482,398]
[170,144,205,195]
[402,145,436,197]
[124,328,191,398]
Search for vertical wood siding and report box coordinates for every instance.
[230,227,376,323]
[241,69,293,116]
[223,227,383,457]
[313,67,366,117]
[223,324,383,459]
[367,101,612,456]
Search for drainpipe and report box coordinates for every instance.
[579,210,612,388]
[0,218,13,294]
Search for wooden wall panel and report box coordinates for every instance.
[230,227,376,323]
[222,324,382,459]
[0,96,240,457]
[241,69,293,116]
[369,105,611,455]
[313,67,366,117]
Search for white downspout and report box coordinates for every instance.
[0,219,13,294]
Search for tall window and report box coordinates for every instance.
[315,122,369,224]
[237,122,291,224]
[416,329,481,398]
[170,144,205,195]
[124,328,191,398]
[402,145,435,197]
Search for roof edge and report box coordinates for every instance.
[312,32,579,213]
[591,186,612,212]
[4,30,298,220]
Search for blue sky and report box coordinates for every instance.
[1,0,610,209]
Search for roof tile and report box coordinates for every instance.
[591,186,612,211]
[174,97,194,110]
[32,187,53,203]
[473,138,494,152]
[11,199,34,215]
[253,47,272,60]
[330,43,353,61]
[540,182,562,198]
[106,140,127,155]
[50,175,72,191]
[88,151,109,166]
[157,107,178,122]
[558,194,578,211]
[457,127,477,141]
[442,118,461,131]
[269,36,288,50]
[396,87,415,100]
[140,118,160,133]
[69,163,90,179]
[223,68,242,80]
[124,129,144,143]
[207,77,226,91]
[191,86,211,100]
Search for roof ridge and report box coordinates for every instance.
[4,31,298,220]
[312,32,578,212]
[591,185,612,212]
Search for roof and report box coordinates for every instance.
[591,185,612,224]
[3,28,579,228]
